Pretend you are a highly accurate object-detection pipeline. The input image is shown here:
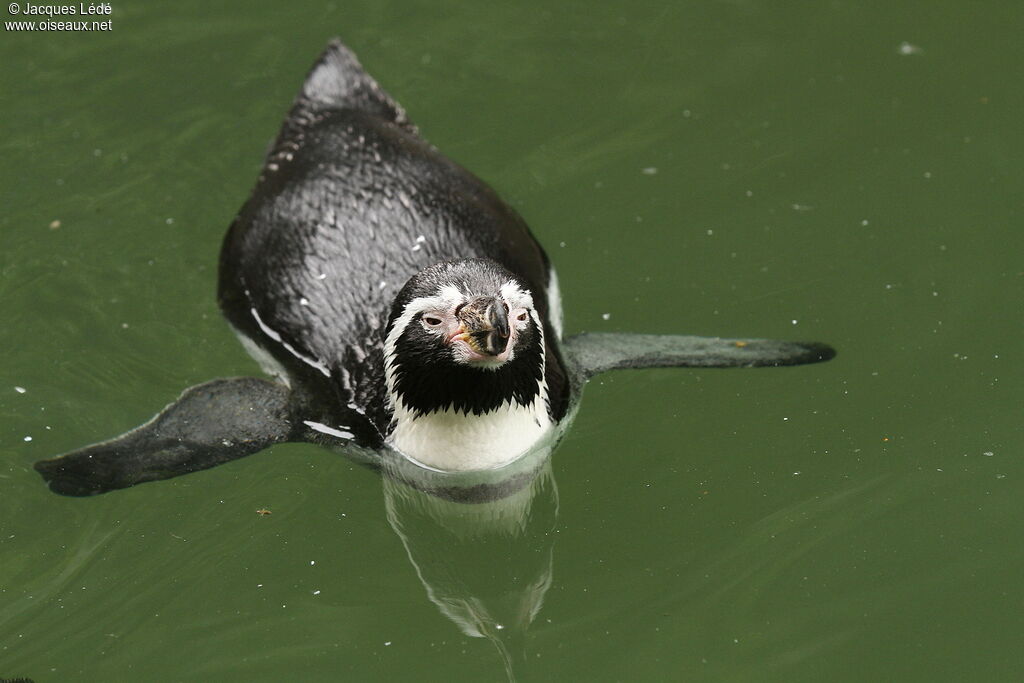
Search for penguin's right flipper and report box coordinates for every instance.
[565,332,836,381]
[34,377,296,496]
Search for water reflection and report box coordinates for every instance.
[380,443,559,680]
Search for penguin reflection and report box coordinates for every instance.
[381,442,558,679]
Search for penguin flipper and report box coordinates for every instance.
[34,377,296,496]
[565,332,835,380]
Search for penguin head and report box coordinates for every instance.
[383,259,546,418]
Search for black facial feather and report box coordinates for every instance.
[391,314,544,418]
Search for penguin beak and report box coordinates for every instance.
[453,296,511,358]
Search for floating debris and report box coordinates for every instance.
[897,41,923,56]
[256,508,272,516]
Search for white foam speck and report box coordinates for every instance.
[299,298,309,306]
[641,167,658,175]
[24,436,32,442]
[14,386,26,394]
[601,313,611,321]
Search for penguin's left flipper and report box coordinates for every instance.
[565,332,835,380]
[34,377,296,496]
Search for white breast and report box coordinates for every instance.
[388,399,552,471]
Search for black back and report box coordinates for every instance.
[218,41,568,440]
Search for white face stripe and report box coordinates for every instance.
[383,285,464,412]
[500,281,535,311]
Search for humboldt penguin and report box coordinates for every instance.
[35,40,834,496]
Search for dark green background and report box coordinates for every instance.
[2,1,1021,680]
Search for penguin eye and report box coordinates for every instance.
[516,311,528,322]
[422,315,443,327]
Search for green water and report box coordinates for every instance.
[2,1,1022,680]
